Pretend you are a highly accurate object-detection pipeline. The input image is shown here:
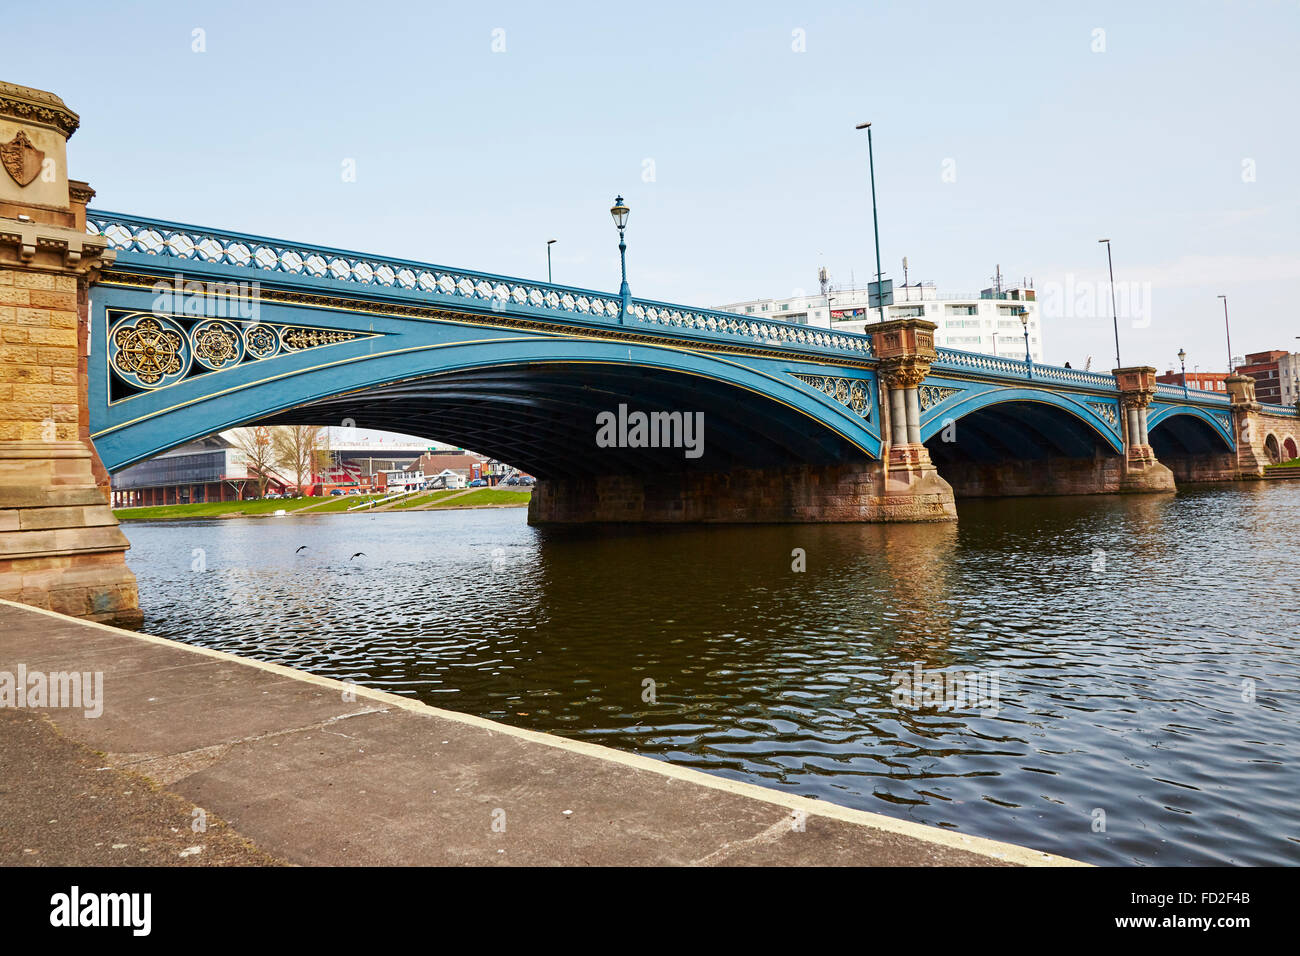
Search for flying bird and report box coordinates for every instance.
[295,546,308,553]
[350,552,365,560]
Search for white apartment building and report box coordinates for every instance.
[717,281,1045,363]
[1278,352,1300,405]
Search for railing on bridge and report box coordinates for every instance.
[931,347,1118,390]
[86,211,1228,401]
[1259,403,1300,417]
[1153,382,1231,404]
[86,211,874,362]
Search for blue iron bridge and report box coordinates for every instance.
[86,211,1261,481]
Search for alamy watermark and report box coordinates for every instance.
[0,665,103,718]
[890,663,1001,717]
[152,272,261,320]
[595,404,704,459]
[1038,275,1152,328]
[50,887,150,936]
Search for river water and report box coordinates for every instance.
[122,484,1300,866]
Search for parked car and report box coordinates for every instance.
[504,476,519,486]
[330,489,346,496]
[468,478,487,487]
[519,476,535,486]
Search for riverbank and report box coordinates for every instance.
[0,599,1081,867]
[112,489,532,521]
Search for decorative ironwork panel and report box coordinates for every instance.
[918,384,961,411]
[107,310,375,395]
[791,372,872,418]
[1087,401,1120,428]
[191,318,245,371]
[109,314,191,389]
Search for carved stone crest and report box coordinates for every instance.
[1,129,45,186]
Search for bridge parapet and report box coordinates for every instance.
[86,211,875,365]
[1154,381,1230,404]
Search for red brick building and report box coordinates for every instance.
[1155,369,1229,393]
[1234,350,1289,404]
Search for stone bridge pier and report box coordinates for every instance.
[0,83,139,625]
[1113,366,1176,493]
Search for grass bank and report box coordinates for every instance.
[112,498,320,521]
[114,489,531,520]
[427,489,531,508]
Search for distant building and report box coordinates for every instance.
[717,276,1045,363]
[1276,352,1300,406]
[1155,369,1229,393]
[110,433,287,507]
[1234,350,1291,405]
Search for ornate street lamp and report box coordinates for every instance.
[1178,348,1188,396]
[610,195,630,322]
[1019,308,1033,378]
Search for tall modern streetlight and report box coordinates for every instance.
[1019,308,1033,378]
[610,195,630,322]
[855,122,886,323]
[1178,348,1188,396]
[546,238,556,284]
[1098,239,1121,368]
[1219,295,1233,373]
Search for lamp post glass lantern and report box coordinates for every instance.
[1178,348,1188,395]
[610,195,630,321]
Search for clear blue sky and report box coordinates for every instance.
[10,1,1298,372]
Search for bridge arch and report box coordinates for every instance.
[918,385,1124,459]
[91,333,882,478]
[1146,404,1236,455]
[914,385,1126,498]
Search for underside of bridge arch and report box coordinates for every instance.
[256,363,866,478]
[922,401,1127,498]
[1148,413,1238,482]
[255,362,956,523]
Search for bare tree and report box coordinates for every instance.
[227,426,276,499]
[272,425,326,496]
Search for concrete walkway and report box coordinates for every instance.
[0,600,1084,867]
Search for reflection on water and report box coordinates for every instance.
[125,483,1300,865]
